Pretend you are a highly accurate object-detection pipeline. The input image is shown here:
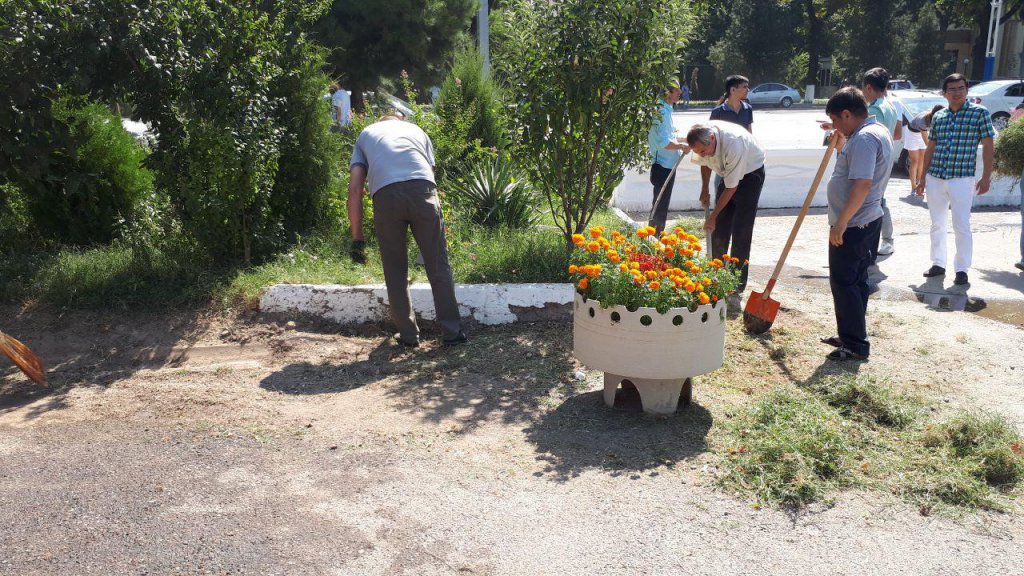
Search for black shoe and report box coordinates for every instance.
[923,265,945,278]
[954,271,969,286]
[392,333,419,348]
[442,332,468,346]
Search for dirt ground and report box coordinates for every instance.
[2,277,1024,575]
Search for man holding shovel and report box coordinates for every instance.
[821,87,893,362]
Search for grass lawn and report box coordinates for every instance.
[1,208,703,311]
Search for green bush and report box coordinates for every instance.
[435,48,508,150]
[994,119,1024,177]
[0,182,43,255]
[8,96,153,247]
[449,157,539,229]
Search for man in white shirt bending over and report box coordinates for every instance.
[687,121,767,296]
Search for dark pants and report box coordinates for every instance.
[372,179,463,343]
[829,217,882,357]
[712,165,765,292]
[648,163,676,233]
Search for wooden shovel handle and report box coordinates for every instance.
[760,130,840,301]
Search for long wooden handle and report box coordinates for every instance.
[760,131,839,301]
[648,152,686,222]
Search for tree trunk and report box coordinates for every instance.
[804,0,821,87]
[350,85,366,114]
[972,2,991,80]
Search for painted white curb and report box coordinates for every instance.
[260,283,575,326]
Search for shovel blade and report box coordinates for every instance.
[742,290,780,335]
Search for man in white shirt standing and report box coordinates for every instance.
[330,83,351,131]
[349,116,465,347]
[686,121,767,296]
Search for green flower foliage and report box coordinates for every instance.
[494,0,690,245]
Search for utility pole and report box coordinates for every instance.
[983,0,1004,80]
[479,0,490,77]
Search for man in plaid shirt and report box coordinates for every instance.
[915,73,995,286]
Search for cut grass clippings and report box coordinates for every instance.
[718,373,1024,512]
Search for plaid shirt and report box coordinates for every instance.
[927,102,994,180]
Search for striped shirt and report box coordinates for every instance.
[927,102,994,180]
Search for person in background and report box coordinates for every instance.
[916,73,995,287]
[348,115,466,348]
[330,82,352,131]
[907,105,944,197]
[681,83,691,109]
[820,87,892,362]
[647,78,688,233]
[710,75,753,133]
[862,67,902,257]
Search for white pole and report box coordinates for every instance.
[479,0,490,77]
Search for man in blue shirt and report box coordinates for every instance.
[647,78,688,232]
[916,73,995,286]
[821,87,893,361]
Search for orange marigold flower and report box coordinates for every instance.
[578,278,589,289]
[568,265,578,274]
[633,276,644,286]
[587,241,600,253]
[712,295,720,302]
[649,281,661,290]
[664,247,675,258]
[611,230,622,238]
[698,292,710,305]
[630,262,640,270]
[645,270,658,280]
[590,226,604,238]
[690,266,702,274]
[572,234,586,246]
[637,228,649,238]
[685,282,697,293]
[674,227,684,235]
[702,277,712,286]
[619,263,629,272]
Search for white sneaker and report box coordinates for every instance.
[877,241,894,256]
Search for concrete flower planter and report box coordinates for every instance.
[572,293,726,415]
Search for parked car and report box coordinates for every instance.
[967,79,1024,130]
[888,79,915,91]
[321,90,416,121]
[889,90,948,172]
[747,83,801,108]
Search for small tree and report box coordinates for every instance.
[495,0,689,246]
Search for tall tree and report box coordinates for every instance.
[315,0,476,111]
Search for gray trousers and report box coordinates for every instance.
[372,179,463,342]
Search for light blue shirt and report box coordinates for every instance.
[648,99,680,169]
[868,97,898,137]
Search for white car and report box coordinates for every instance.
[747,83,801,108]
[967,79,1024,130]
[889,90,948,171]
[888,79,915,91]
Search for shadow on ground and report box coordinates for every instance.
[260,322,580,432]
[1,306,213,419]
[523,388,713,482]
